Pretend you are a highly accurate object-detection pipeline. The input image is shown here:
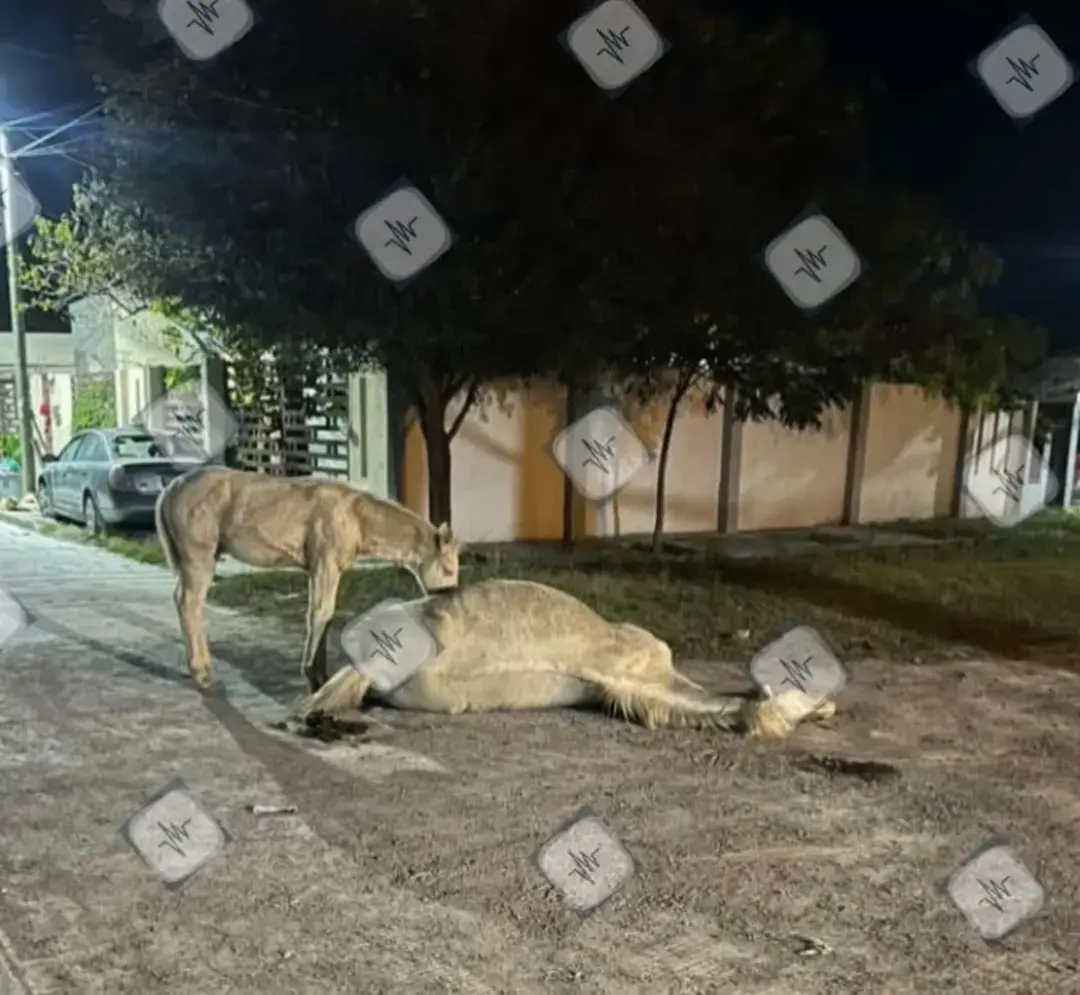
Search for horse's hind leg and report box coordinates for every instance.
[174,556,215,687]
[301,561,342,693]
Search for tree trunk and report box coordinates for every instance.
[651,374,693,553]
[414,375,481,528]
[420,404,453,526]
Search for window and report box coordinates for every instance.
[80,434,109,463]
[57,435,88,463]
[110,434,165,461]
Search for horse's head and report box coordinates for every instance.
[414,522,460,592]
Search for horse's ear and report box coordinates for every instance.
[435,522,452,545]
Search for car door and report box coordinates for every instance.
[50,434,89,515]
[71,433,109,517]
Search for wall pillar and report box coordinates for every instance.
[1065,392,1080,510]
[145,365,168,430]
[841,384,872,525]
[200,356,230,462]
[113,370,129,425]
[950,404,974,518]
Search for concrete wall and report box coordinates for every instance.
[402,383,567,541]
[734,406,852,532]
[113,367,152,427]
[854,384,963,523]
[584,390,725,539]
[399,379,973,542]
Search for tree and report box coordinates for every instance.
[72,378,118,432]
[621,185,1045,551]
[25,2,1043,532]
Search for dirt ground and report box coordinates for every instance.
[255,649,1080,994]
[4,523,1080,992]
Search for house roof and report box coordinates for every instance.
[1012,355,1080,400]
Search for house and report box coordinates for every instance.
[0,329,78,457]
[65,294,393,498]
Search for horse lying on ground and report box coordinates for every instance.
[155,467,460,693]
[293,579,836,740]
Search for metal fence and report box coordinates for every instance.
[226,349,352,480]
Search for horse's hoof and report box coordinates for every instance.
[192,672,213,689]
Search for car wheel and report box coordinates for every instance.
[37,479,53,518]
[83,492,105,537]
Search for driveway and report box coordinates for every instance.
[1,523,1079,994]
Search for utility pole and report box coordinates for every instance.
[0,103,98,496]
[0,126,35,496]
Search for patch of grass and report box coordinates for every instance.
[206,516,1080,664]
[38,521,166,565]
[30,507,1080,664]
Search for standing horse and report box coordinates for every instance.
[155,467,460,692]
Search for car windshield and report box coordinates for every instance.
[110,434,203,460]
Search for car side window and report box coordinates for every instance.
[81,435,108,463]
[56,436,88,463]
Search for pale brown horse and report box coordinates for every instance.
[155,467,460,692]
[295,578,836,740]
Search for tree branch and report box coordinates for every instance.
[447,379,481,440]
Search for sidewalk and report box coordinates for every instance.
[0,524,577,995]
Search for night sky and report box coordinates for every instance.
[2,0,1080,347]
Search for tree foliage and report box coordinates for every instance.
[22,0,1045,531]
[72,379,118,432]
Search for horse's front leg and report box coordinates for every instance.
[173,559,215,687]
[300,560,342,693]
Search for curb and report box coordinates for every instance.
[0,510,47,534]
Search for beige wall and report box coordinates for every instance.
[401,379,975,542]
[403,383,568,542]
[584,390,725,538]
[855,384,962,523]
[735,406,852,532]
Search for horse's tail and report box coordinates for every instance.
[584,673,835,740]
[155,477,184,575]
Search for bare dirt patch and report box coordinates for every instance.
[269,654,1080,993]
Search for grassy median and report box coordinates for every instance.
[27,512,1080,664]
